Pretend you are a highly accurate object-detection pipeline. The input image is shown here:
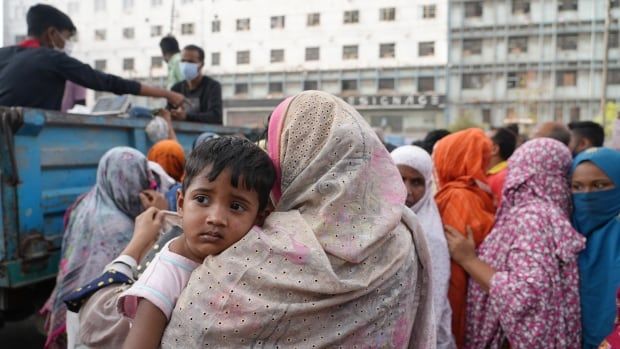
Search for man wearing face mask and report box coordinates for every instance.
[0,4,184,111]
[169,45,222,124]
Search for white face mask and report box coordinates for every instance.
[180,62,201,81]
[52,31,73,55]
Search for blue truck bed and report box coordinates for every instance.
[0,107,262,320]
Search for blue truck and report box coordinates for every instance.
[0,107,262,325]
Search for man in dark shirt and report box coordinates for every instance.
[169,45,222,124]
[0,4,183,111]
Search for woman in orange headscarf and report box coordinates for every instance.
[147,140,185,182]
[433,128,496,348]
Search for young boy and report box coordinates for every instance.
[119,136,276,349]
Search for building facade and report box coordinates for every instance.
[3,0,448,141]
[447,0,620,128]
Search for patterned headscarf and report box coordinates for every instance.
[43,147,150,348]
[465,138,585,349]
[162,91,436,348]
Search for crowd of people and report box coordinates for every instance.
[2,4,620,349]
[33,89,620,349]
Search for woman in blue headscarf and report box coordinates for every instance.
[571,147,620,349]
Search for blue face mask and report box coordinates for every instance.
[572,187,620,236]
[180,62,200,81]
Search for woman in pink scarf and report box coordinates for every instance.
[160,91,436,348]
[445,138,585,348]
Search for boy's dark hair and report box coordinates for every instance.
[568,121,605,147]
[491,127,517,161]
[27,4,76,36]
[159,36,180,55]
[183,44,205,62]
[182,136,275,211]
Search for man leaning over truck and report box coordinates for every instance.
[0,4,184,111]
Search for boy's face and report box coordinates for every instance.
[177,166,262,261]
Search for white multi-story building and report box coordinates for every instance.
[3,0,449,141]
[447,0,620,128]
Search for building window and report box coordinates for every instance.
[380,8,396,21]
[465,2,483,18]
[463,38,483,56]
[271,16,285,29]
[512,0,530,14]
[462,73,484,89]
[211,52,220,66]
[418,41,435,57]
[212,19,221,33]
[94,29,106,41]
[122,27,134,39]
[268,82,283,94]
[305,47,320,61]
[237,18,251,31]
[237,50,250,64]
[234,83,248,95]
[422,4,436,19]
[344,10,359,24]
[303,80,319,90]
[558,0,578,11]
[123,58,134,71]
[378,78,395,91]
[558,34,578,50]
[150,25,162,37]
[94,59,106,71]
[151,56,163,68]
[307,13,320,26]
[181,23,195,35]
[569,106,580,122]
[482,109,492,124]
[556,70,577,86]
[508,36,528,53]
[342,45,359,60]
[94,0,106,12]
[270,49,284,63]
[151,0,163,6]
[123,0,134,10]
[342,79,358,92]
[379,43,396,58]
[608,69,620,85]
[418,77,435,92]
[554,106,564,121]
[507,71,528,89]
[610,31,619,49]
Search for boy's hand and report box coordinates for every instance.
[140,190,168,210]
[125,207,165,262]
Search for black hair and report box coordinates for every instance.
[27,4,76,36]
[417,129,451,154]
[568,121,605,147]
[183,44,205,62]
[491,127,517,161]
[505,123,519,136]
[159,36,180,55]
[182,136,275,211]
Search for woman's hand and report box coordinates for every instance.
[444,225,477,266]
[122,207,165,262]
[140,189,168,210]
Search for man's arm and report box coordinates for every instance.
[122,299,167,349]
[186,80,222,124]
[55,52,183,107]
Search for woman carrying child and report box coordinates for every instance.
[159,90,435,348]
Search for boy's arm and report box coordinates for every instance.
[122,299,167,349]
